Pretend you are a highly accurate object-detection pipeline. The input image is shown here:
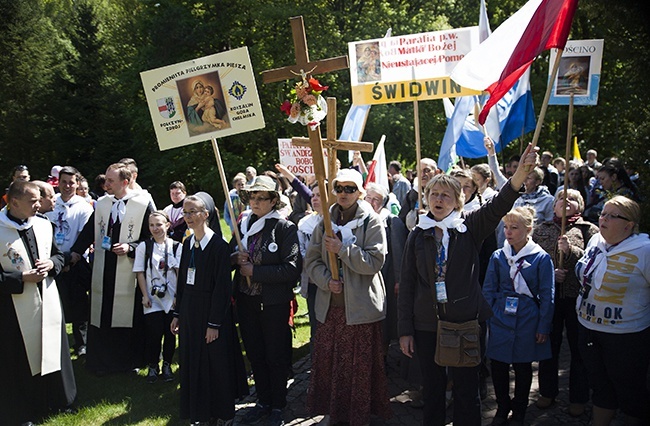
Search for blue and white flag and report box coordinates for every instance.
[438,0,535,169]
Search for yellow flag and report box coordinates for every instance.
[572,137,582,161]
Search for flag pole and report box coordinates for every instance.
[412,65,422,208]
[530,48,564,149]
[211,137,250,284]
[558,92,574,269]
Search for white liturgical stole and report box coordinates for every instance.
[91,194,147,328]
[0,213,62,376]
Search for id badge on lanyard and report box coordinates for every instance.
[505,296,519,315]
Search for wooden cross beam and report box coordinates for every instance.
[262,16,370,281]
[261,16,349,84]
[292,97,373,190]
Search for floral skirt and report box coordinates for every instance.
[307,306,392,425]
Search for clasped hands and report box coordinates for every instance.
[23,259,54,283]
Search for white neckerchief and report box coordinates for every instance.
[463,195,481,212]
[378,208,391,226]
[298,212,321,238]
[0,207,34,231]
[482,186,498,201]
[241,210,282,249]
[583,233,649,290]
[330,201,370,246]
[503,238,544,297]
[416,210,467,257]
[110,192,137,224]
[53,195,83,221]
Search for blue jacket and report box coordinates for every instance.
[483,245,554,363]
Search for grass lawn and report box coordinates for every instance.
[43,218,312,425]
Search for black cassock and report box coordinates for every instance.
[176,234,248,422]
[72,200,153,373]
[0,221,76,425]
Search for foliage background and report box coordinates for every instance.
[1,0,648,227]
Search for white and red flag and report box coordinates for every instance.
[365,135,388,191]
[451,0,578,124]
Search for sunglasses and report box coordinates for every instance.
[249,196,272,203]
[334,185,358,194]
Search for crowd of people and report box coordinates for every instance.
[0,141,647,426]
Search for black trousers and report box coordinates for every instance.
[538,296,589,403]
[144,310,176,367]
[490,359,532,419]
[237,294,292,410]
[414,329,482,426]
[579,324,650,420]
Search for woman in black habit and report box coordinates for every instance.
[171,192,247,425]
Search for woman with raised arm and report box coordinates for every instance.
[398,144,538,426]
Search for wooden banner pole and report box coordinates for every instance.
[414,99,422,209]
[211,138,250,283]
[530,49,564,149]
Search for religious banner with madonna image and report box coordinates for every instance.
[140,47,265,150]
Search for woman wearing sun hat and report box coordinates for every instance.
[305,168,391,426]
[232,175,301,426]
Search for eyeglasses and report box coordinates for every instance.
[249,196,272,203]
[334,185,358,194]
[599,212,630,221]
[182,210,203,217]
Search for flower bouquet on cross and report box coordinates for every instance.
[280,68,328,130]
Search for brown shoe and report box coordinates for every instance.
[569,403,585,417]
[535,396,554,409]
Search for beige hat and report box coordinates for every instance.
[239,175,286,209]
[332,168,364,190]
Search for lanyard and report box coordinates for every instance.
[511,259,525,289]
[435,239,446,279]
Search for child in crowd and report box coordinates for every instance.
[134,211,181,383]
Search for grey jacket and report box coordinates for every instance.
[306,200,387,325]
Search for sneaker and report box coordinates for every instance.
[161,362,174,382]
[242,404,271,424]
[268,409,285,426]
[146,366,159,384]
[535,396,554,409]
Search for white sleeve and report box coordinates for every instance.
[133,241,147,272]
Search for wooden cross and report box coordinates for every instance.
[292,97,373,193]
[262,16,373,281]
[261,16,349,84]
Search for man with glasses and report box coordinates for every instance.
[398,158,440,230]
[45,166,94,356]
[71,163,154,374]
